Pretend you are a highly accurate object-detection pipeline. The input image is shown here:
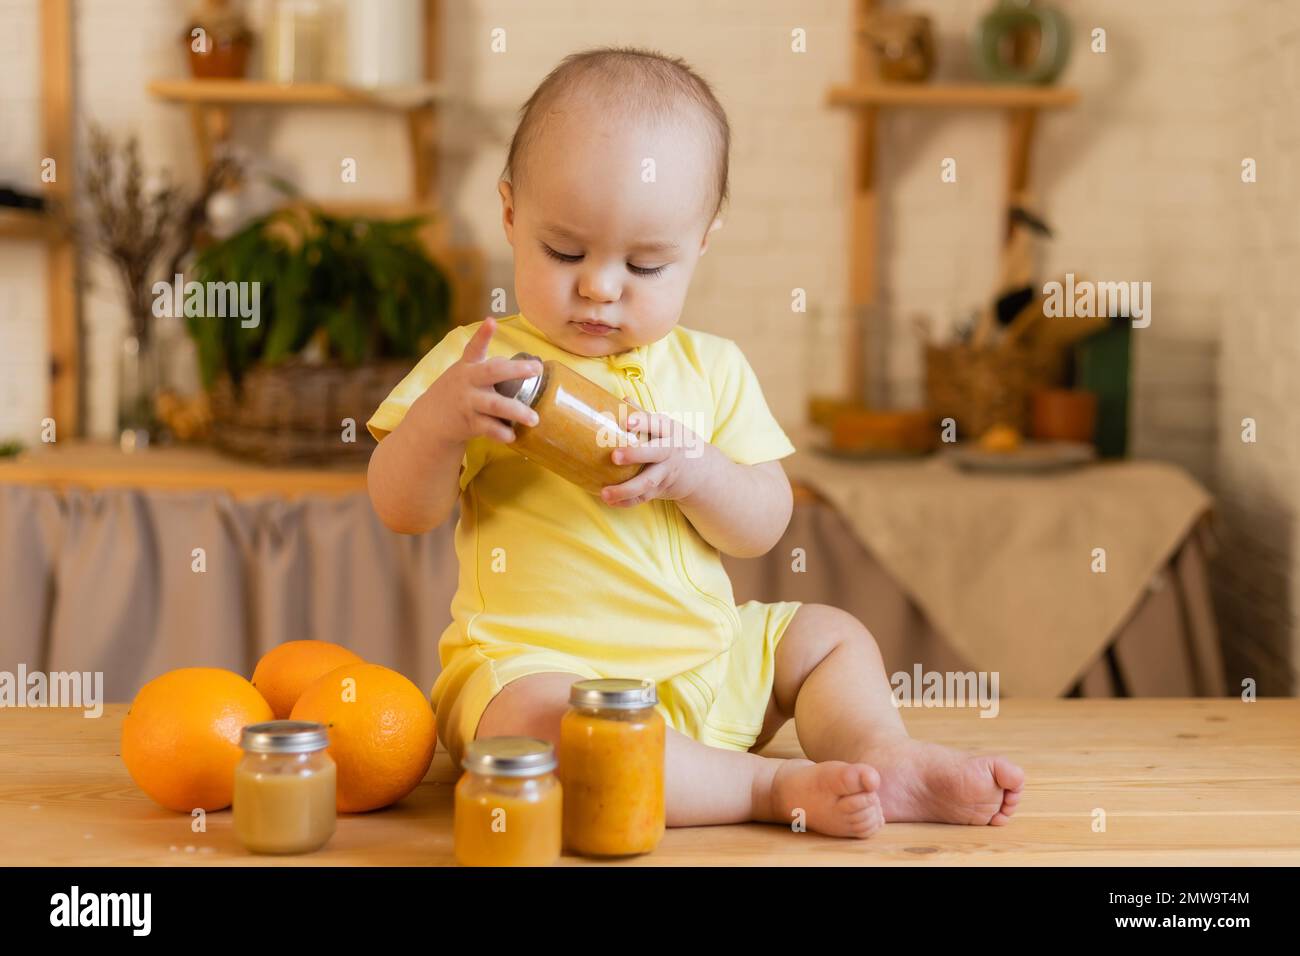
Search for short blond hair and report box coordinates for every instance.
[501,46,731,224]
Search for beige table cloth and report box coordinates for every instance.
[777,426,1218,696]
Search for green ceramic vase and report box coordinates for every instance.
[973,0,1072,85]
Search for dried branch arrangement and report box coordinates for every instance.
[82,123,240,347]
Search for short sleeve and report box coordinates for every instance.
[366,324,487,492]
[708,340,797,465]
[366,324,472,442]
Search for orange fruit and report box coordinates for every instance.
[251,640,365,719]
[979,424,1022,453]
[121,667,273,812]
[290,662,436,812]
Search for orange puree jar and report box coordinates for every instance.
[454,737,562,867]
[559,679,665,857]
[233,721,336,855]
[493,351,644,495]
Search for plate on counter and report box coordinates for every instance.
[944,441,1096,472]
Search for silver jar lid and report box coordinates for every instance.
[493,351,545,409]
[462,736,557,777]
[569,678,658,711]
[240,720,330,754]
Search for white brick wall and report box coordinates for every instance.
[0,0,47,441]
[1215,0,1300,693]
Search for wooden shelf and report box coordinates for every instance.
[828,82,1079,110]
[0,207,52,240]
[148,4,447,208]
[827,3,1082,406]
[147,78,445,110]
[143,6,485,331]
[149,76,446,202]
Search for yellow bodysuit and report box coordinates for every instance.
[367,312,801,767]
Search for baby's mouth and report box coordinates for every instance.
[573,320,617,336]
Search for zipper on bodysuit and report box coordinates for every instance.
[620,365,743,644]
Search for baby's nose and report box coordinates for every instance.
[578,271,622,302]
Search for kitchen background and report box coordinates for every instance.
[0,0,1295,694]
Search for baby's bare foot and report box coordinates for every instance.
[869,739,1024,826]
[765,758,883,838]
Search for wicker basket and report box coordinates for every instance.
[924,343,1052,438]
[209,359,412,464]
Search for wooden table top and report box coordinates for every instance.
[3,699,1297,866]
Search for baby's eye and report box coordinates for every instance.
[627,263,666,277]
[541,243,582,263]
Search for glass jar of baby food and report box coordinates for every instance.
[454,736,562,867]
[493,351,644,495]
[559,678,665,857]
[233,720,336,855]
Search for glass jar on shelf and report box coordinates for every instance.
[263,0,326,83]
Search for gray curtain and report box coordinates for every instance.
[0,484,1223,701]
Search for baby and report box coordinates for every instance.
[366,46,1024,837]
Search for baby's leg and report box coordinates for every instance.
[476,672,883,838]
[764,604,1024,826]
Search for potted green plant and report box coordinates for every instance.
[186,203,453,462]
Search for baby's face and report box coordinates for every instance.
[499,108,721,358]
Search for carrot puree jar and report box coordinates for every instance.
[559,679,665,857]
[454,737,562,867]
[233,721,336,855]
[493,351,644,494]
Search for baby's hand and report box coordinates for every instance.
[600,411,714,507]
[414,317,542,448]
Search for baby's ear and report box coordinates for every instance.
[498,180,517,242]
[699,216,723,257]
